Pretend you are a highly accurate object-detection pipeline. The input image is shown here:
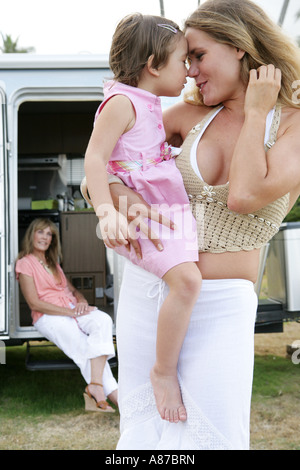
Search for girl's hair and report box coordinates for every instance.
[184,0,300,108]
[18,218,62,271]
[110,13,184,87]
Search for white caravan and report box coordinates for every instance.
[0,54,125,351]
[0,54,299,360]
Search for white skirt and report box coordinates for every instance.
[35,309,118,397]
[116,262,258,450]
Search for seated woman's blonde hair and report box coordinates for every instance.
[18,218,62,271]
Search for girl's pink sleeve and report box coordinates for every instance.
[15,257,34,280]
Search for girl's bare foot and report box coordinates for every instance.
[150,367,187,423]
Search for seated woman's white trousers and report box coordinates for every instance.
[116,262,258,450]
[34,309,117,396]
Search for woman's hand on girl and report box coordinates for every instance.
[109,183,175,258]
[97,204,130,249]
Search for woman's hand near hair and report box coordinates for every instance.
[228,65,282,213]
[244,64,281,117]
[229,64,300,214]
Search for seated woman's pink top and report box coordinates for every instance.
[15,254,77,324]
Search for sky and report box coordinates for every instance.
[0,0,299,55]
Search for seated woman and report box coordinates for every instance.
[15,217,118,413]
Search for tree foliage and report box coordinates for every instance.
[0,33,35,53]
[285,197,300,222]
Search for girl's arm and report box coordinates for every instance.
[84,95,135,248]
[228,65,300,213]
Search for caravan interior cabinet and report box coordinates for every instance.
[61,212,106,308]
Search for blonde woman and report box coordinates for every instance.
[16,218,118,412]
[106,0,300,450]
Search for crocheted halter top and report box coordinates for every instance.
[176,105,290,253]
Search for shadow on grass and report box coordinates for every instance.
[0,343,118,418]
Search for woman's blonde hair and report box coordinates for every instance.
[18,218,62,271]
[110,13,183,87]
[184,0,300,108]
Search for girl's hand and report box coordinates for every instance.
[245,64,281,116]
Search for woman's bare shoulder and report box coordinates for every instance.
[164,101,213,140]
[164,100,211,119]
[280,105,300,125]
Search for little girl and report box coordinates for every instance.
[84,13,202,424]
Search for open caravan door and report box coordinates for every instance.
[0,85,8,339]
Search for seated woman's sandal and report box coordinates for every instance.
[84,382,115,413]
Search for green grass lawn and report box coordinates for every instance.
[0,343,120,450]
[251,355,300,450]
[0,341,299,450]
[253,354,300,398]
[0,343,86,417]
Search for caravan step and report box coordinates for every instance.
[25,341,118,371]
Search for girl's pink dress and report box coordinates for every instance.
[96,81,198,278]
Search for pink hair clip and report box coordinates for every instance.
[157,24,178,34]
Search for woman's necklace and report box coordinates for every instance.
[35,256,53,275]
